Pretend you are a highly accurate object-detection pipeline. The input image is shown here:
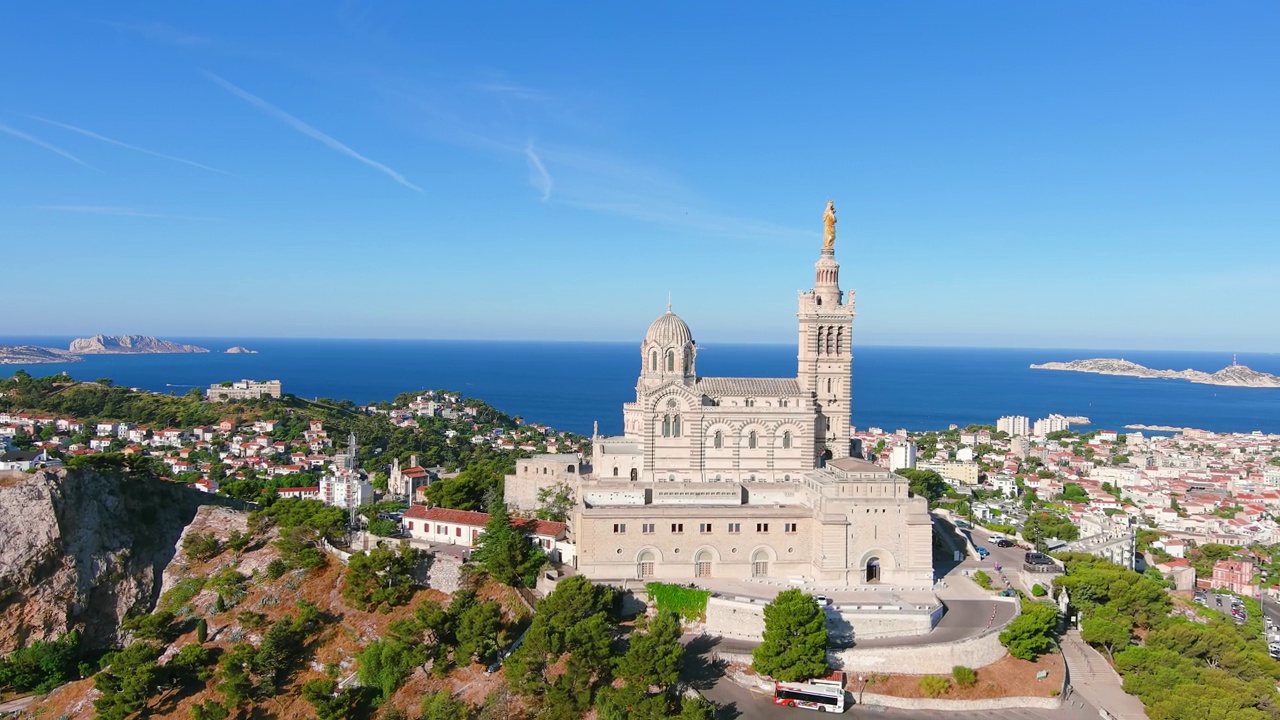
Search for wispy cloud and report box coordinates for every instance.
[0,123,92,168]
[99,20,210,46]
[203,70,422,193]
[27,116,231,175]
[524,141,553,201]
[39,205,223,221]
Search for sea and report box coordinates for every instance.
[3,336,1280,437]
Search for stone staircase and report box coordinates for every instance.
[1061,630,1149,720]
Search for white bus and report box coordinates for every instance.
[773,678,846,713]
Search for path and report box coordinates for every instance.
[1060,630,1148,720]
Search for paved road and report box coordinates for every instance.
[683,635,1103,720]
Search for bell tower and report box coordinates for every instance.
[797,201,856,463]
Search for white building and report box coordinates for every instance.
[1033,414,1070,437]
[997,415,1030,438]
[206,379,283,402]
[991,475,1018,497]
[402,506,574,564]
[889,443,917,471]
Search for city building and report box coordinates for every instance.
[319,434,373,510]
[401,506,574,564]
[1211,558,1257,596]
[1033,414,1070,437]
[889,443,917,471]
[507,203,935,587]
[997,415,1030,438]
[206,379,283,401]
[918,460,981,485]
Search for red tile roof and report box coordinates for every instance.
[403,506,566,537]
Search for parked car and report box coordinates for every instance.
[815,595,833,606]
[996,539,1015,548]
[976,547,990,559]
[1024,552,1055,566]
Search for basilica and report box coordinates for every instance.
[505,203,934,587]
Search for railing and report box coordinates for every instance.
[1023,563,1063,574]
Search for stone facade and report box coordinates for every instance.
[511,206,935,590]
[504,454,582,512]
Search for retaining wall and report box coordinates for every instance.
[704,596,938,643]
[855,691,1060,711]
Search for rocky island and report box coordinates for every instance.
[1030,358,1280,388]
[224,345,258,354]
[0,345,82,364]
[68,334,209,354]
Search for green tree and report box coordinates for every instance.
[182,531,222,561]
[470,494,545,587]
[1082,614,1131,660]
[751,589,828,682]
[618,611,684,690]
[0,631,82,693]
[999,600,1058,661]
[342,543,422,612]
[358,639,424,702]
[505,576,616,696]
[455,600,504,666]
[896,468,948,504]
[196,618,208,643]
[169,644,217,685]
[302,677,360,720]
[535,482,574,522]
[420,689,472,720]
[93,642,164,720]
[1057,483,1089,502]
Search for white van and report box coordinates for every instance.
[989,533,1005,543]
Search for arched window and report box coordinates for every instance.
[613,467,619,476]
[816,327,823,355]
[661,415,671,437]
[638,550,655,579]
[836,328,842,355]
[825,328,833,355]
[683,352,690,374]
[748,431,758,449]
[826,378,832,394]
[695,550,711,578]
[666,350,675,372]
[745,398,754,407]
[713,431,722,449]
[672,415,681,437]
[752,549,769,578]
[782,431,792,449]
[630,468,638,481]
[650,350,658,372]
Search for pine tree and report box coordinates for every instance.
[751,589,828,682]
[196,618,208,643]
[470,493,526,585]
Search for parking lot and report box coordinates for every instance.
[1196,591,1249,624]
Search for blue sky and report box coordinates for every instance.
[2,3,1277,351]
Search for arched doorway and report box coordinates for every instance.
[752,549,770,578]
[865,557,881,583]
[637,551,655,579]
[694,550,711,578]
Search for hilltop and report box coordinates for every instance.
[0,346,81,365]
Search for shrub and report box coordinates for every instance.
[1031,583,1047,597]
[919,675,951,697]
[644,582,712,622]
[952,666,977,687]
[183,531,222,562]
[972,570,992,590]
[1000,600,1059,661]
[158,577,206,612]
[266,558,288,580]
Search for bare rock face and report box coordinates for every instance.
[0,345,83,364]
[67,335,209,354]
[0,468,209,653]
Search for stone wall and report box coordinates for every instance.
[425,553,464,594]
[854,691,1060,711]
[831,602,1017,675]
[703,596,939,643]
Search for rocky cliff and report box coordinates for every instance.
[67,335,209,354]
[0,468,222,653]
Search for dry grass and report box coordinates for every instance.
[859,652,1064,700]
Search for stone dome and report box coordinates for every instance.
[644,307,694,347]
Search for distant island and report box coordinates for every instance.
[69,334,209,354]
[1030,358,1280,388]
[225,346,258,354]
[1124,423,1196,432]
[0,335,209,364]
[0,345,82,365]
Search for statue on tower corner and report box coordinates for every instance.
[822,200,837,251]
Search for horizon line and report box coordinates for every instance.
[0,334,1272,356]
